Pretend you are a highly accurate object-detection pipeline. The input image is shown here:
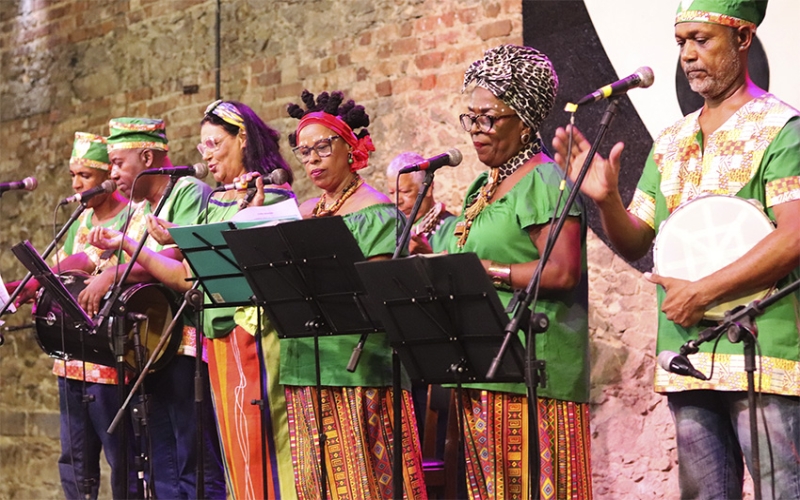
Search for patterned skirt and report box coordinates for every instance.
[206,326,296,500]
[285,385,428,499]
[460,389,592,500]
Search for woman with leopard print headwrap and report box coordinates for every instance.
[446,44,592,499]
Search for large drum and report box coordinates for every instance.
[653,194,775,321]
[33,271,182,371]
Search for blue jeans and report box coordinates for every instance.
[58,376,136,500]
[668,390,800,499]
[140,355,226,499]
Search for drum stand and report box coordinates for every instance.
[127,314,153,499]
[679,276,800,500]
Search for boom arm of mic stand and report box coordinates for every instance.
[681,275,800,355]
[486,98,622,380]
[94,176,178,331]
[0,203,87,327]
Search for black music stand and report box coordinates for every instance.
[11,241,96,349]
[223,217,381,500]
[356,253,526,498]
[354,253,525,385]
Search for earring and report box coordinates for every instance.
[348,152,354,165]
[521,132,531,145]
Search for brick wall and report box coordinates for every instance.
[0,1,686,498]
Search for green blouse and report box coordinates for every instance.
[279,203,406,387]
[446,163,590,403]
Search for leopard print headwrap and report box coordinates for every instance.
[462,44,558,133]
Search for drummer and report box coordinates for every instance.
[75,117,226,499]
[6,132,135,499]
[551,0,800,496]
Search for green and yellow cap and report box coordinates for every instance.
[676,0,768,28]
[106,117,169,152]
[70,132,110,171]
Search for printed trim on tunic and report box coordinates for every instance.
[655,352,800,396]
[765,176,800,207]
[627,189,656,230]
[653,94,799,213]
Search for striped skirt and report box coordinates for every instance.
[461,389,592,500]
[206,325,296,499]
[285,385,428,499]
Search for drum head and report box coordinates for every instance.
[653,195,775,320]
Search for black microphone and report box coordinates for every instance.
[657,350,708,380]
[59,180,116,205]
[139,163,209,179]
[214,168,291,192]
[0,177,37,194]
[571,67,655,107]
[398,149,463,174]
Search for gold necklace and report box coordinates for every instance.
[454,168,500,248]
[312,175,363,217]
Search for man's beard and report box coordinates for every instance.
[685,46,742,100]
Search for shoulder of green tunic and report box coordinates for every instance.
[342,203,405,258]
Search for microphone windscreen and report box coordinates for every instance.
[23,177,38,191]
[657,350,675,371]
[193,162,210,179]
[101,179,117,193]
[268,168,290,185]
[637,67,655,88]
[448,148,463,166]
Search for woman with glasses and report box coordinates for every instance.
[446,45,592,499]
[282,90,427,499]
[89,100,298,499]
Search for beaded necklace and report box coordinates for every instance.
[454,138,542,248]
[312,174,363,217]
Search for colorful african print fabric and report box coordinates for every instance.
[460,389,593,500]
[207,323,295,500]
[628,93,800,395]
[285,385,427,499]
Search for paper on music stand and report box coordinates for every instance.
[169,197,302,306]
[0,269,16,318]
[230,196,301,224]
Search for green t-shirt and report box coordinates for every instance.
[445,163,590,403]
[279,203,407,387]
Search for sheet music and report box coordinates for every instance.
[230,197,302,224]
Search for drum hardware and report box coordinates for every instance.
[33,271,182,371]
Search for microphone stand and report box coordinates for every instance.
[486,98,621,500]
[346,168,436,377]
[384,168,438,498]
[679,277,800,500]
[95,173,178,498]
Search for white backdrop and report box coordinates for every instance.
[584,0,800,137]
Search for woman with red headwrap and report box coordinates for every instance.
[283,90,427,499]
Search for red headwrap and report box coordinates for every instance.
[296,111,375,171]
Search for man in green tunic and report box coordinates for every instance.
[552,1,800,497]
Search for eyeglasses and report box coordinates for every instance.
[197,136,226,156]
[459,113,518,133]
[292,135,341,163]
